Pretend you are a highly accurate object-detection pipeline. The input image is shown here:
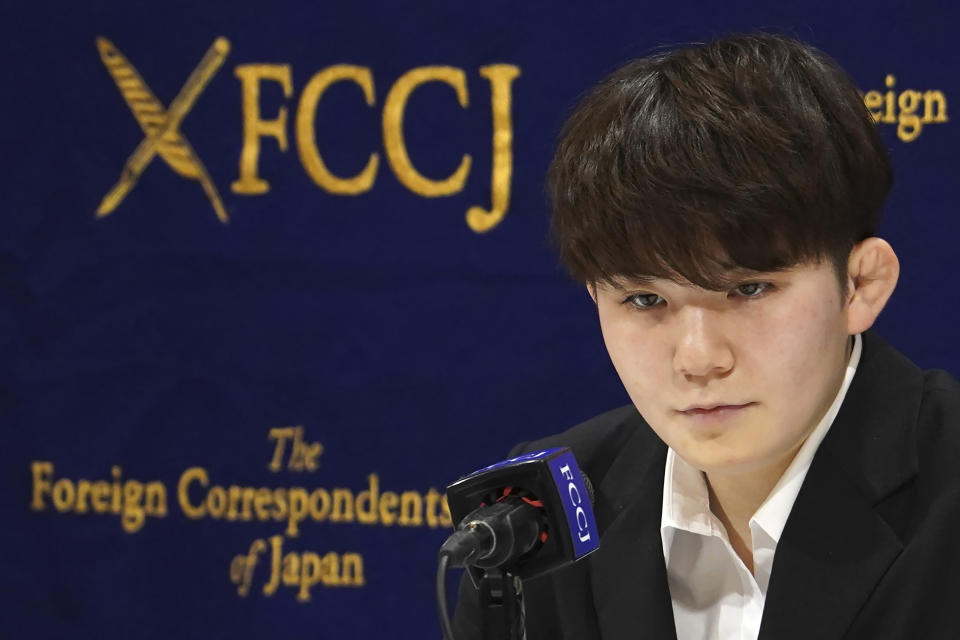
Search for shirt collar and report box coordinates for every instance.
[660,333,863,556]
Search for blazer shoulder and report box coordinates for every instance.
[918,368,960,451]
[922,367,960,395]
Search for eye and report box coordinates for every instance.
[623,292,665,310]
[731,282,772,298]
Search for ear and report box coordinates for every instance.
[845,237,900,334]
[586,282,598,303]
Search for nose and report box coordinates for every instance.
[672,307,734,379]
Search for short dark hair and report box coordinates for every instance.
[548,32,892,291]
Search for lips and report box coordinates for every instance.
[680,402,754,416]
[681,403,747,413]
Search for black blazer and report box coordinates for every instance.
[453,332,960,639]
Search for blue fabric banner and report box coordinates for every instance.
[2,1,957,637]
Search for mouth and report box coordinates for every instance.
[679,403,754,421]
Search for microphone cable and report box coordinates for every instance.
[437,550,456,640]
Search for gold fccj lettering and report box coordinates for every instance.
[230,535,365,601]
[232,62,521,232]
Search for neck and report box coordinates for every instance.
[704,455,797,574]
[705,452,796,530]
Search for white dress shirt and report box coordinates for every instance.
[660,333,862,639]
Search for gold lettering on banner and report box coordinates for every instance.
[382,66,472,196]
[230,538,267,596]
[466,64,521,233]
[379,490,399,525]
[111,465,124,512]
[424,487,443,528]
[296,65,379,194]
[91,481,110,513]
[286,487,309,536]
[331,487,355,523]
[232,64,293,194]
[31,428,453,601]
[252,534,365,600]
[439,494,453,527]
[92,39,525,228]
[863,74,949,142]
[52,478,75,511]
[398,491,423,526]
[355,473,379,524]
[309,488,331,520]
[95,37,231,222]
[178,466,208,519]
[267,425,323,472]
[173,467,452,534]
[31,461,167,532]
[30,461,53,510]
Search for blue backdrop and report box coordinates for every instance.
[2,1,957,637]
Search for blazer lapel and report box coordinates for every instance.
[588,426,677,640]
[758,331,921,640]
[757,451,904,639]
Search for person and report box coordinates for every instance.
[452,32,960,639]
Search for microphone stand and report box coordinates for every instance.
[479,566,526,640]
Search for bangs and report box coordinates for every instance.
[556,190,838,291]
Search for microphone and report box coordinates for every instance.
[440,447,599,579]
[435,447,599,640]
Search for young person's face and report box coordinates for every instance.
[592,260,853,478]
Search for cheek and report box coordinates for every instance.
[747,297,846,402]
[597,311,665,395]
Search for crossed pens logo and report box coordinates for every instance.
[96,37,231,223]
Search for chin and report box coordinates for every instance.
[675,443,780,476]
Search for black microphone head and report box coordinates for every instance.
[445,447,599,580]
